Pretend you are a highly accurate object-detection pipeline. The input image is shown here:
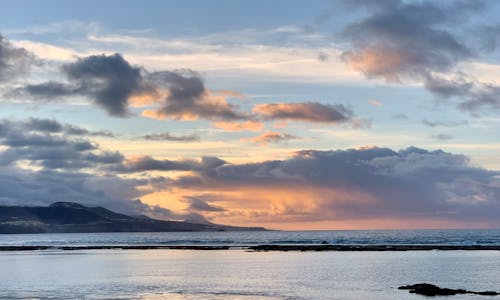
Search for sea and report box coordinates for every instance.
[1,229,499,299]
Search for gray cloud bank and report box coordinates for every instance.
[1,117,499,226]
[173,146,500,225]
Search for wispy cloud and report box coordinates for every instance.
[212,121,264,132]
[243,131,297,146]
[138,132,199,142]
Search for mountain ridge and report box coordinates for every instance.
[0,202,266,233]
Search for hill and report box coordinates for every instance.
[0,202,266,233]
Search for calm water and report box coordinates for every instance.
[1,230,499,299]
[0,249,499,299]
[1,229,500,247]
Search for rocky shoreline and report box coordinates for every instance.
[1,244,500,251]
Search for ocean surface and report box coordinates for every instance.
[1,229,500,247]
[1,230,499,299]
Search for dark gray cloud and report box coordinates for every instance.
[63,54,151,116]
[139,132,199,142]
[14,54,152,117]
[0,118,114,137]
[63,125,114,137]
[15,81,78,99]
[172,146,500,224]
[144,70,248,121]
[0,35,35,83]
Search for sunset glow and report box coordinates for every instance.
[1,0,499,230]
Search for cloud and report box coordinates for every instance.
[12,52,249,120]
[0,119,219,174]
[1,118,114,137]
[392,113,409,120]
[183,195,225,212]
[424,74,500,113]
[431,134,453,140]
[0,164,175,219]
[0,131,122,170]
[254,102,352,123]
[108,155,226,175]
[244,131,297,145]
[340,1,475,81]
[0,120,161,216]
[142,70,248,121]
[22,54,152,117]
[139,132,199,142]
[0,117,217,222]
[113,155,225,173]
[422,118,467,128]
[338,1,500,113]
[317,51,329,62]
[171,146,500,226]
[212,121,264,132]
[2,118,499,227]
[0,34,35,82]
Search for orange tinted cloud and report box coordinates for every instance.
[129,88,169,108]
[253,102,353,123]
[142,90,246,121]
[143,184,378,229]
[342,48,409,81]
[213,90,246,99]
[213,120,264,132]
[243,131,296,145]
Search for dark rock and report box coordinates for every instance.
[399,283,498,296]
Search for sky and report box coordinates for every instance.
[0,0,499,230]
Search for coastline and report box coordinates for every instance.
[2,244,500,251]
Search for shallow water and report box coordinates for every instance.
[0,249,499,299]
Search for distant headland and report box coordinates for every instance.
[0,202,266,234]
